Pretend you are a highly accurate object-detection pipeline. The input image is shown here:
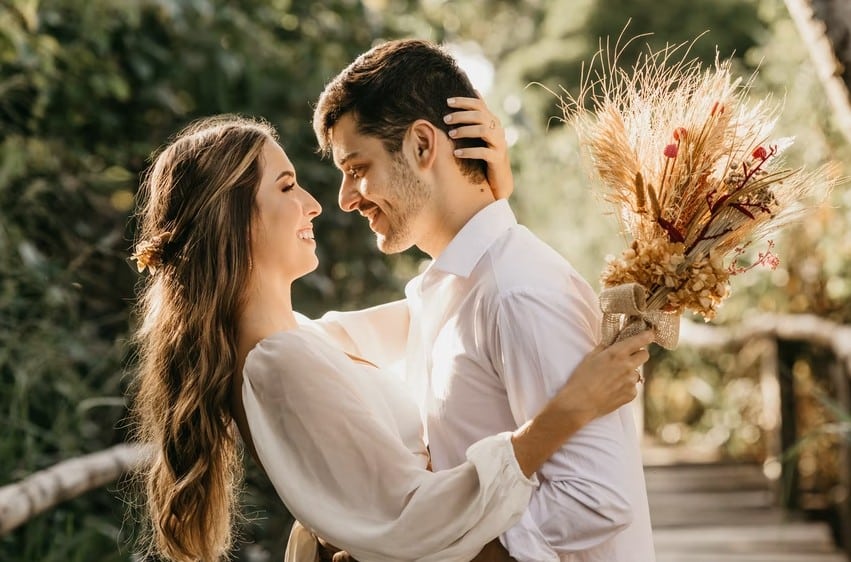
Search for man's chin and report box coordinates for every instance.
[376,233,414,255]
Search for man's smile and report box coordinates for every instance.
[359,204,385,233]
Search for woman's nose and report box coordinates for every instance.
[302,187,322,217]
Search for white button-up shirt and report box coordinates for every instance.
[322,200,655,561]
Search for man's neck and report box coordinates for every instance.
[418,180,495,259]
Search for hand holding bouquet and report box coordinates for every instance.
[562,43,833,349]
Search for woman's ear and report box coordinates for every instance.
[406,119,438,171]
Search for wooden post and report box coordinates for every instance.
[758,337,783,503]
[829,355,851,554]
[777,339,801,510]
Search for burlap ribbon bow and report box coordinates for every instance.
[599,283,680,350]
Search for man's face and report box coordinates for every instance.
[330,113,431,254]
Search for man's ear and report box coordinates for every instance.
[406,119,438,171]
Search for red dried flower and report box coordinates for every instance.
[673,127,688,142]
[752,146,768,160]
[759,241,780,270]
[765,254,780,270]
[663,143,679,158]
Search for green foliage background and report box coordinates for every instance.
[1,0,848,560]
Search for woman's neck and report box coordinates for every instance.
[232,275,297,475]
[237,275,298,358]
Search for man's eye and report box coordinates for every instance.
[348,168,362,179]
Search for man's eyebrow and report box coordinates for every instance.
[275,171,295,181]
[335,151,360,167]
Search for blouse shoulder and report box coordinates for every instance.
[243,328,343,399]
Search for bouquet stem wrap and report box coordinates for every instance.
[600,283,680,350]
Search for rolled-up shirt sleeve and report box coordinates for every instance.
[492,288,634,561]
[242,331,536,562]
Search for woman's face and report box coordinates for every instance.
[250,140,322,282]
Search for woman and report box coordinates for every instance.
[130,110,652,562]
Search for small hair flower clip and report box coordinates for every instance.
[131,231,172,273]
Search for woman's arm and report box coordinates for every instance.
[243,331,532,561]
[242,329,649,561]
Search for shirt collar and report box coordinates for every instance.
[430,199,517,278]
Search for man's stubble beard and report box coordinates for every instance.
[375,154,431,254]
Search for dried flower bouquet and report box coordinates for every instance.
[561,42,832,349]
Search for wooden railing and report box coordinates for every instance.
[2,313,851,557]
[664,313,851,556]
[0,443,148,535]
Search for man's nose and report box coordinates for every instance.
[338,178,361,212]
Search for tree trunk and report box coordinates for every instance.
[785,0,851,144]
[0,443,151,536]
[811,0,851,86]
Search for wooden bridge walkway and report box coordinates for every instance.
[646,462,847,562]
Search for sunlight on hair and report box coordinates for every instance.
[445,41,494,96]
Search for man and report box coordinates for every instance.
[312,39,655,562]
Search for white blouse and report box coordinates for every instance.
[241,326,537,562]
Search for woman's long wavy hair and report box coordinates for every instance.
[129,115,276,562]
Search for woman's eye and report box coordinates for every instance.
[281,183,295,192]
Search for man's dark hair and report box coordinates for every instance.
[313,39,487,182]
